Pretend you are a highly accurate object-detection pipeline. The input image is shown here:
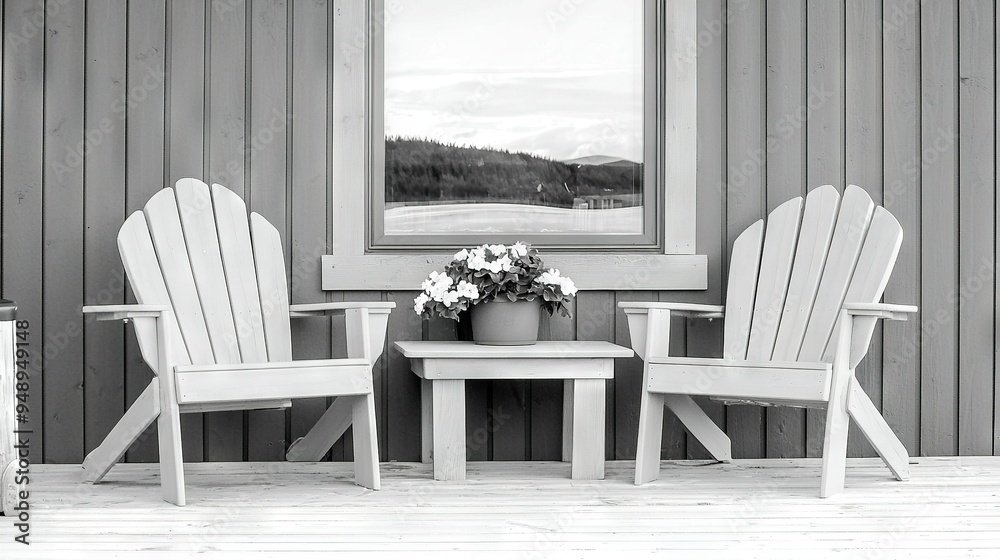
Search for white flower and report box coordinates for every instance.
[537,268,577,296]
[440,289,460,307]
[468,247,489,270]
[454,248,470,261]
[455,280,480,299]
[487,243,506,256]
[559,277,578,296]
[413,293,430,314]
[424,271,454,302]
[468,254,488,271]
[537,268,562,286]
[496,254,512,272]
[422,270,447,292]
[510,242,529,258]
[485,254,511,274]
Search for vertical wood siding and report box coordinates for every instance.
[1,0,997,463]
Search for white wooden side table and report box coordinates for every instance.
[394,340,634,481]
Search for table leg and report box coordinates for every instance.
[421,378,433,464]
[571,378,606,480]
[562,380,574,462]
[432,379,467,481]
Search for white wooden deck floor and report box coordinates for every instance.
[2,457,999,559]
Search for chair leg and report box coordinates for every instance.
[351,393,380,490]
[820,378,852,498]
[156,390,186,506]
[82,380,160,483]
[663,394,732,462]
[635,390,665,485]
[286,396,354,462]
[154,313,186,506]
[847,379,909,481]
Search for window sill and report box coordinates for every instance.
[321,253,708,291]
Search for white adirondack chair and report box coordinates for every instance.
[82,178,394,506]
[620,185,915,497]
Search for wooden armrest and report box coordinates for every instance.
[617,301,725,319]
[289,302,396,318]
[844,302,917,321]
[618,302,724,360]
[843,303,917,369]
[82,304,170,321]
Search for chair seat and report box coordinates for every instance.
[174,358,373,404]
[644,357,832,405]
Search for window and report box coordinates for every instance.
[325,0,704,290]
[374,0,653,248]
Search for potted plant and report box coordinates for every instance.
[414,242,578,345]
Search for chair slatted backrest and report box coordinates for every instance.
[724,185,904,365]
[118,179,293,369]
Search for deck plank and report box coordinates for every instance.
[4,457,999,557]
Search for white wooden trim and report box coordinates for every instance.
[331,0,367,258]
[323,254,708,291]
[662,0,698,254]
[325,0,703,291]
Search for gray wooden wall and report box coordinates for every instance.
[1,0,997,464]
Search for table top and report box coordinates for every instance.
[394,340,634,359]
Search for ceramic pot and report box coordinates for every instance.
[469,298,542,345]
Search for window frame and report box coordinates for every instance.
[324,0,705,291]
[371,0,659,249]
